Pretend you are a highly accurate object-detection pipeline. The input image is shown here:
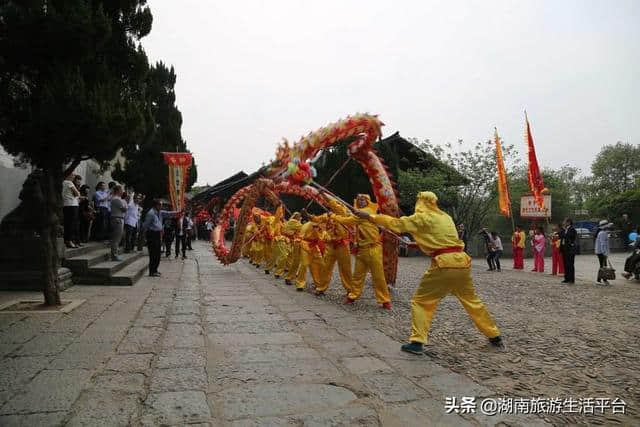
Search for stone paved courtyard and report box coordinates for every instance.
[0,242,636,426]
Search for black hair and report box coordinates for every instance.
[95,181,105,191]
[108,181,116,188]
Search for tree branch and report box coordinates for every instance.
[63,158,82,178]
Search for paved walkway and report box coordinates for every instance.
[0,242,548,426]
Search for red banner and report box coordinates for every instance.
[525,113,545,209]
[162,152,193,212]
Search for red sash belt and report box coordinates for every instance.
[330,239,350,249]
[432,246,463,257]
[305,239,326,255]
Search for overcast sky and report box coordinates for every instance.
[142,0,639,186]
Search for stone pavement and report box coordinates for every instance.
[0,242,549,426]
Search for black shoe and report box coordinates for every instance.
[561,280,569,283]
[274,275,280,279]
[296,288,303,292]
[265,270,270,275]
[489,336,504,348]
[255,264,260,269]
[315,290,325,296]
[401,342,424,355]
[285,279,292,286]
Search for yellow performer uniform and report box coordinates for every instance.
[311,200,353,296]
[273,212,302,278]
[284,218,304,286]
[263,207,284,274]
[332,194,391,309]
[249,214,265,267]
[294,221,325,291]
[364,191,502,354]
[243,222,257,260]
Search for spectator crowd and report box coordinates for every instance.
[464,215,640,285]
[61,172,196,271]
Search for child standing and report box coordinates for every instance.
[550,225,564,275]
[532,227,546,272]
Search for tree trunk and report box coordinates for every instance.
[41,168,62,306]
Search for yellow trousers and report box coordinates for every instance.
[295,249,323,289]
[410,265,500,344]
[249,240,264,265]
[273,239,291,277]
[348,244,390,304]
[263,240,277,271]
[317,244,353,294]
[285,244,301,282]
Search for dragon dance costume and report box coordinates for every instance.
[309,200,353,295]
[365,191,502,353]
[332,194,391,308]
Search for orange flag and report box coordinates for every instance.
[524,112,545,209]
[494,128,511,217]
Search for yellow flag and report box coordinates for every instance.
[494,128,511,217]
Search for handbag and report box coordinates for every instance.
[598,260,616,281]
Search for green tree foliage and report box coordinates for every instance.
[411,139,519,236]
[397,169,455,213]
[591,142,640,196]
[588,187,640,225]
[0,0,153,304]
[113,62,197,202]
[489,165,580,234]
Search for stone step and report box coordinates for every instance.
[73,250,148,285]
[62,248,111,274]
[84,251,145,278]
[110,257,149,286]
[62,242,105,259]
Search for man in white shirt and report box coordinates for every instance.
[124,193,140,253]
[93,182,110,241]
[109,185,128,261]
[62,172,81,248]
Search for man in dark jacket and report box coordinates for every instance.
[559,217,577,284]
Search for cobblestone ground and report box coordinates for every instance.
[318,252,639,426]
[0,242,635,426]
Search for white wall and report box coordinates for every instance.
[0,148,123,221]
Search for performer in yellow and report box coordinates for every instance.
[331,194,391,309]
[355,191,503,354]
[248,212,265,267]
[263,206,284,275]
[284,216,304,286]
[294,217,325,292]
[310,199,353,296]
[242,220,257,262]
[273,212,302,279]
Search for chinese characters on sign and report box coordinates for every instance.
[445,396,626,416]
[162,152,193,212]
[520,195,552,219]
